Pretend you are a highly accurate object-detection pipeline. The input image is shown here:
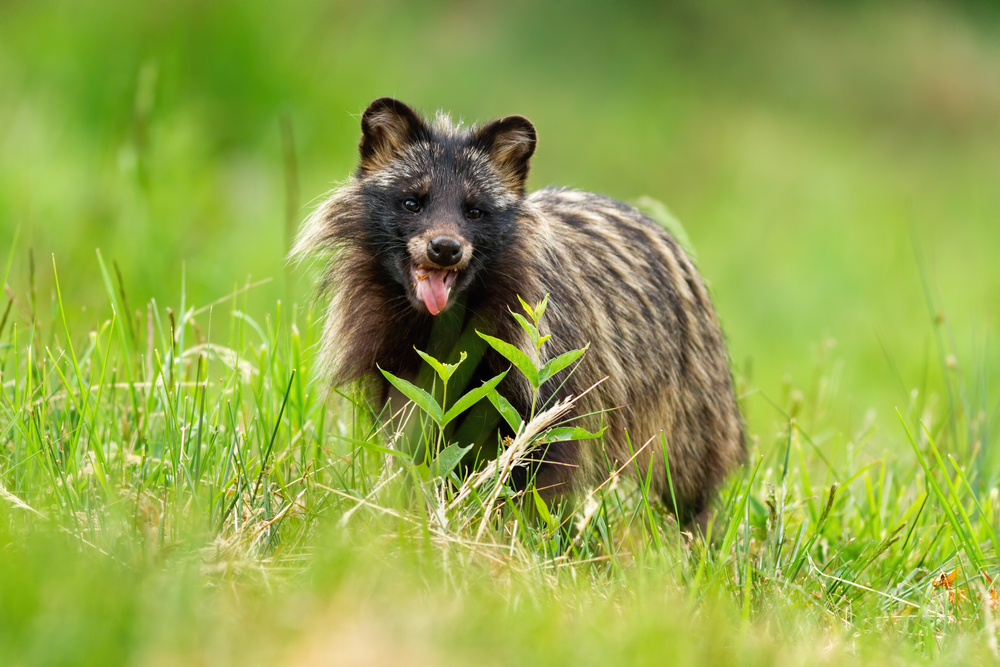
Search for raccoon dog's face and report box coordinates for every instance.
[355,98,536,316]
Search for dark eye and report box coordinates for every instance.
[467,208,483,220]
[403,199,421,213]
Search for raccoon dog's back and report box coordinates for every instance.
[521,187,744,522]
[294,97,745,525]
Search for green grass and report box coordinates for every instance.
[0,254,997,664]
[1,0,998,663]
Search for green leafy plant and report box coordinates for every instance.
[1,256,999,665]
[476,294,588,422]
[377,294,601,501]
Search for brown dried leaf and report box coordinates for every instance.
[933,566,960,589]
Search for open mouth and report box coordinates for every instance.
[411,265,459,316]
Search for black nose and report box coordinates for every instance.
[427,236,463,267]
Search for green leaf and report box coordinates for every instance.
[442,370,509,426]
[534,294,549,322]
[538,346,587,385]
[413,461,432,482]
[542,426,604,442]
[517,294,535,321]
[379,367,443,423]
[431,443,473,479]
[951,456,1000,564]
[510,311,539,346]
[476,331,539,388]
[487,389,523,433]
[719,455,764,559]
[897,410,982,568]
[415,348,466,383]
[532,488,557,532]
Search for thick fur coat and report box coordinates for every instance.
[294,98,745,523]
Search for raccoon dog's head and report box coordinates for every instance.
[354,97,536,316]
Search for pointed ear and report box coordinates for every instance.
[358,97,429,173]
[472,115,537,190]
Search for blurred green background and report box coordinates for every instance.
[1,0,997,427]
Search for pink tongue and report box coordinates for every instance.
[415,270,450,315]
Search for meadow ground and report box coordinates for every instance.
[0,0,998,664]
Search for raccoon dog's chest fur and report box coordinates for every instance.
[294,97,745,525]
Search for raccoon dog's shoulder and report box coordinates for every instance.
[294,97,745,526]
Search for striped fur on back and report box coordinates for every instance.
[294,98,745,524]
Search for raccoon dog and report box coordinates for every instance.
[294,97,745,525]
